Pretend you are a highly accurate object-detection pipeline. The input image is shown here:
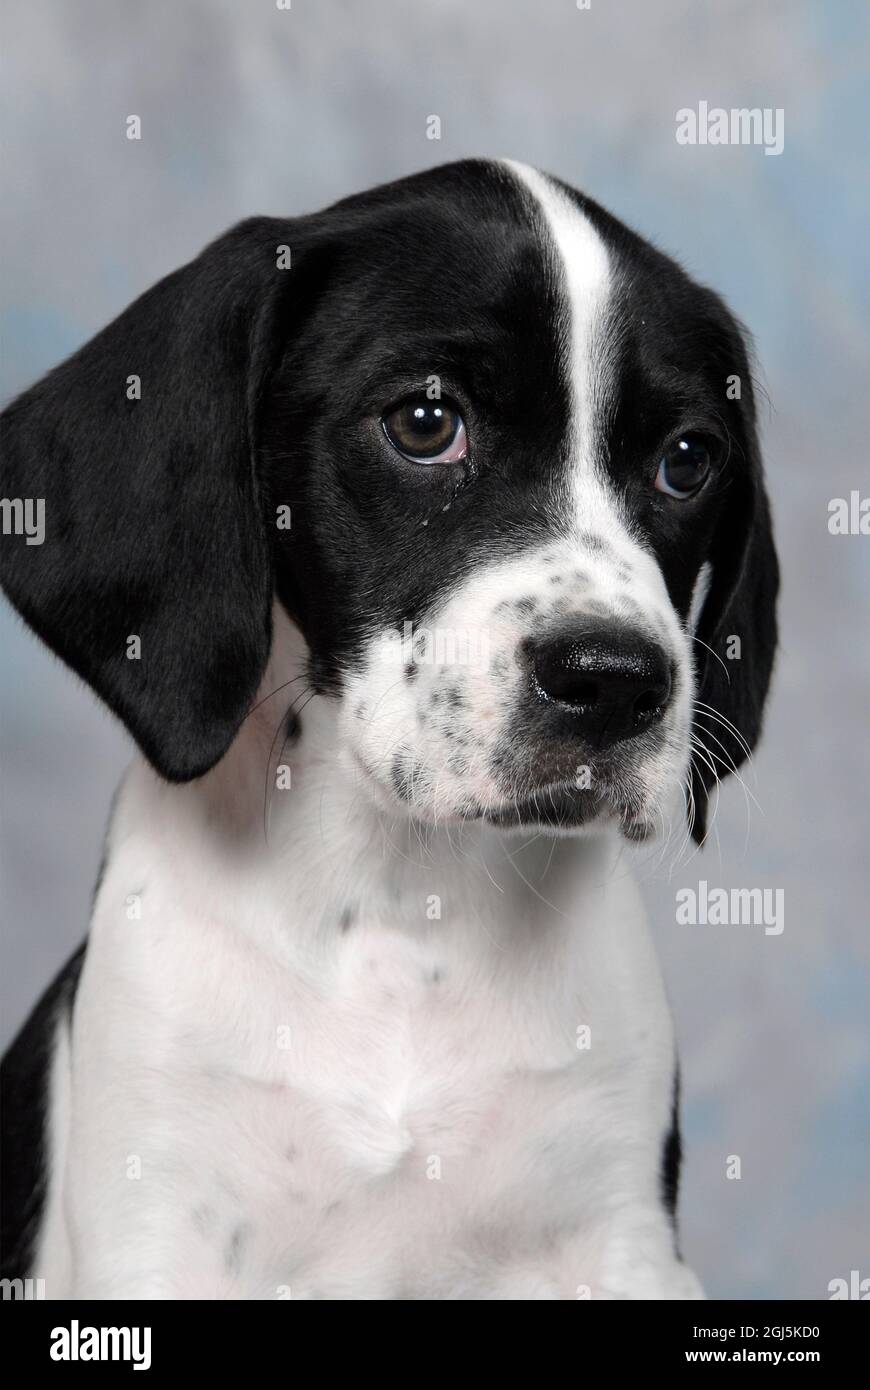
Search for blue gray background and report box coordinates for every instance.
[1,0,868,1299]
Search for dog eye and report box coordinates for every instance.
[381,396,468,463]
[654,434,715,498]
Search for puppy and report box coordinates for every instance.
[0,160,777,1299]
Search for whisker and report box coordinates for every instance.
[246,672,310,723]
[693,721,763,815]
[689,635,731,686]
[262,684,315,846]
[692,700,753,763]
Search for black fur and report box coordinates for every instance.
[0,160,776,835]
[0,160,779,1294]
[0,221,286,781]
[0,943,85,1279]
[261,162,570,696]
[690,470,779,841]
[660,1068,683,1226]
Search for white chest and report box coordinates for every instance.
[59,763,681,1300]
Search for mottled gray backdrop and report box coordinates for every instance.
[1,0,868,1299]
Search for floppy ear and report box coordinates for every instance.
[0,218,293,780]
[689,454,779,844]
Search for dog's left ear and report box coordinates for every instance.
[0,218,296,780]
[689,395,779,844]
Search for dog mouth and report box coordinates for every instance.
[481,732,666,834]
[482,781,654,836]
[352,748,658,838]
[483,783,604,829]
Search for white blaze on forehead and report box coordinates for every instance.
[502,160,622,540]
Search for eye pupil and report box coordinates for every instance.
[656,434,714,498]
[382,396,467,462]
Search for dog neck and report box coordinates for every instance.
[119,604,629,969]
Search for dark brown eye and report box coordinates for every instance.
[381,396,468,463]
[654,434,715,498]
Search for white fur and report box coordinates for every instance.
[505,159,613,512]
[31,165,704,1300]
[36,612,700,1300]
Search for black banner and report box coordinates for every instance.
[1,1299,864,1374]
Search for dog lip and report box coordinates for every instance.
[483,782,608,829]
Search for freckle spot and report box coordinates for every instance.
[225,1222,249,1275]
[578,532,612,558]
[192,1203,215,1236]
[392,751,418,801]
[339,905,357,933]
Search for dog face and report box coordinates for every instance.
[0,161,778,841]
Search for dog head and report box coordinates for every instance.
[0,160,777,842]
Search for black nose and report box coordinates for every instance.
[532,625,672,747]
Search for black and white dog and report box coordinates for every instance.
[1,160,777,1300]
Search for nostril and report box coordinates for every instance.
[569,679,599,707]
[631,659,672,725]
[538,674,599,707]
[632,682,669,724]
[534,647,601,707]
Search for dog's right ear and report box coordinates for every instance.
[0,218,301,781]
